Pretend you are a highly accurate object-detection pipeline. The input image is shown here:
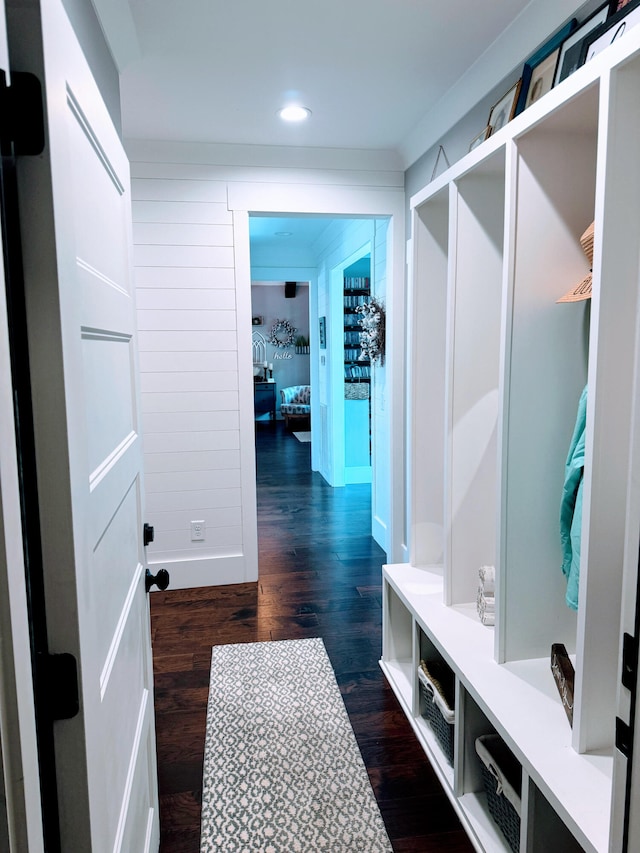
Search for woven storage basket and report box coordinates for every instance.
[475,734,522,853]
[344,383,369,400]
[418,660,455,764]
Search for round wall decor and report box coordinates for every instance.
[268,319,296,347]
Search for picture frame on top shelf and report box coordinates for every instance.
[486,79,521,137]
[469,125,491,152]
[609,0,636,11]
[581,0,640,64]
[553,4,610,86]
[515,18,577,114]
[524,49,560,108]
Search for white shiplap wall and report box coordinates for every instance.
[132,172,250,588]
[128,141,406,585]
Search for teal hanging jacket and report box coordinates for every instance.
[559,385,587,611]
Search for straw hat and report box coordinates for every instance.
[557,221,594,303]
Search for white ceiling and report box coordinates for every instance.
[94,0,586,258]
[107,0,535,159]
[249,214,338,250]
[249,213,363,271]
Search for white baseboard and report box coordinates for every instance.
[147,553,257,590]
[372,513,388,556]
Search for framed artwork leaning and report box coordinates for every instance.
[469,125,491,152]
[516,18,577,114]
[525,49,560,108]
[554,3,610,85]
[487,80,521,136]
[582,0,640,64]
[609,0,636,11]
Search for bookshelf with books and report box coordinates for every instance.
[343,258,371,482]
[343,273,371,385]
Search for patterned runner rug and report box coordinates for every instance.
[200,638,393,852]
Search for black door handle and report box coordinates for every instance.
[145,568,169,593]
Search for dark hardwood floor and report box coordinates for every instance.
[151,421,473,852]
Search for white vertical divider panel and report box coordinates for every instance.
[496,140,519,666]
[610,57,640,829]
[443,182,458,606]
[448,162,505,606]
[371,219,389,553]
[499,88,599,663]
[381,581,413,707]
[411,619,421,720]
[232,209,259,581]
[408,192,449,569]
[386,207,410,565]
[404,234,414,563]
[575,61,640,754]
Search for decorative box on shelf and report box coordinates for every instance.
[550,643,575,727]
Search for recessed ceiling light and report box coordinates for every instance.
[275,231,293,237]
[277,106,311,122]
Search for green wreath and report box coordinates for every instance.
[268,319,296,348]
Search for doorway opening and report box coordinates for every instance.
[247,213,389,554]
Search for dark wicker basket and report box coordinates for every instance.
[475,734,521,853]
[418,660,455,765]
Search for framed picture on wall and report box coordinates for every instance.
[319,316,326,349]
[553,4,610,86]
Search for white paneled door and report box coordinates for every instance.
[6,1,160,850]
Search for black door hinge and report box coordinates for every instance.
[0,70,45,156]
[622,632,638,693]
[616,716,633,760]
[40,652,79,721]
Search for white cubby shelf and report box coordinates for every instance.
[382,563,608,852]
[386,22,640,853]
